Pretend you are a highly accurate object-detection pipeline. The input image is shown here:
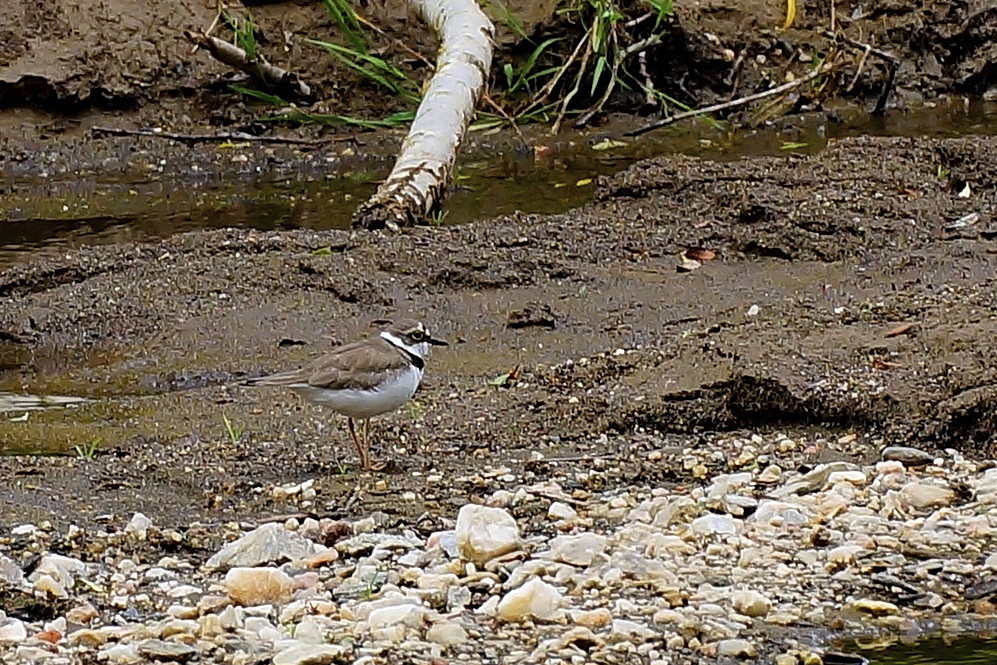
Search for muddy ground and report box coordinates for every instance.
[1,132,996,535]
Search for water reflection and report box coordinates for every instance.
[863,637,997,664]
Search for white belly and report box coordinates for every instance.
[290,366,423,419]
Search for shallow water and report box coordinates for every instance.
[864,637,997,664]
[2,100,996,270]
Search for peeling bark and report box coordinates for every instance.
[353,0,494,230]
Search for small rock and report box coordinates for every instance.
[899,482,955,511]
[828,470,867,486]
[67,629,108,647]
[0,555,26,588]
[426,621,468,646]
[0,618,27,642]
[717,638,757,658]
[125,512,153,539]
[730,590,771,618]
[367,603,427,629]
[224,567,295,606]
[206,523,324,571]
[137,639,196,662]
[548,501,578,521]
[570,607,612,628]
[102,643,140,663]
[689,514,738,536]
[455,504,521,566]
[272,643,349,665]
[506,302,556,329]
[881,445,934,466]
[846,598,899,617]
[29,554,86,589]
[497,578,563,622]
[547,533,607,567]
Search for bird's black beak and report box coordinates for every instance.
[429,335,449,347]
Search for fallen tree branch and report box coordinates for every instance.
[91,126,332,145]
[627,59,834,137]
[352,0,494,229]
[184,30,314,101]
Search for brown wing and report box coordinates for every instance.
[252,338,409,392]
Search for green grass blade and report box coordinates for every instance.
[321,0,367,53]
[230,84,289,106]
[591,54,607,96]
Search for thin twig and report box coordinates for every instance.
[575,57,620,128]
[91,126,333,145]
[522,29,590,115]
[620,34,662,59]
[482,93,527,142]
[552,28,595,134]
[638,51,655,106]
[623,11,654,29]
[627,59,834,137]
[184,30,313,100]
[823,30,898,116]
[847,44,872,92]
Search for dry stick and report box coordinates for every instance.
[627,60,834,137]
[552,30,595,134]
[482,93,527,142]
[521,30,590,116]
[576,57,620,128]
[638,51,656,106]
[823,30,898,116]
[91,126,330,145]
[184,30,313,100]
[847,44,872,92]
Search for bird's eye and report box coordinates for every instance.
[410,330,425,341]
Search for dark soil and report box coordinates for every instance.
[2,0,996,150]
[1,134,996,530]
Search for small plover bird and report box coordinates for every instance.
[249,319,447,470]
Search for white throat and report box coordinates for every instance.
[380,330,430,362]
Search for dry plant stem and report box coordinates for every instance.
[623,12,654,29]
[522,29,591,115]
[576,58,620,128]
[628,59,835,137]
[621,34,662,59]
[847,44,872,92]
[91,126,329,145]
[184,30,313,99]
[638,51,655,106]
[552,28,595,134]
[483,93,527,141]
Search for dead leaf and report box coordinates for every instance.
[591,138,628,151]
[676,259,702,273]
[884,323,916,338]
[488,365,522,388]
[683,247,717,262]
